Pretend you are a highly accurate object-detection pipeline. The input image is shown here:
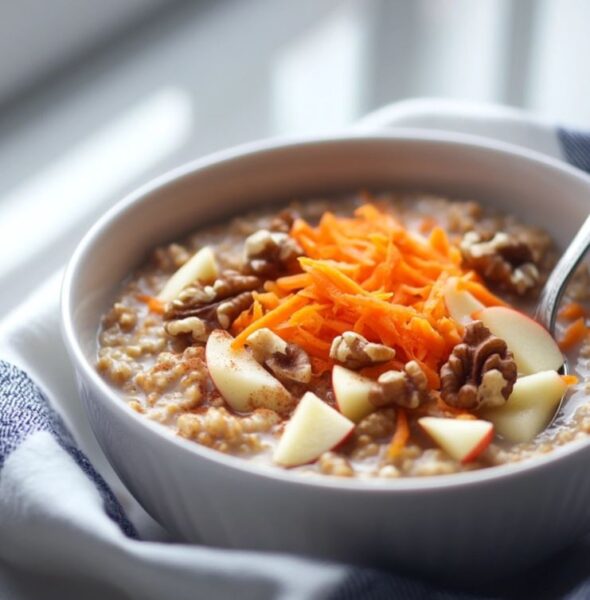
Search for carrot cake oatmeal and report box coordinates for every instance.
[96,193,590,478]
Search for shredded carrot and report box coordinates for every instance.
[310,357,332,376]
[136,294,165,315]
[559,302,587,321]
[287,327,331,352]
[415,360,441,390]
[388,409,410,458]
[559,317,589,351]
[462,280,508,308]
[231,308,254,334]
[428,227,452,258]
[300,257,368,296]
[276,273,312,292]
[232,294,307,349]
[253,291,280,310]
[229,202,529,396]
[561,374,579,386]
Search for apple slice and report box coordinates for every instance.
[418,417,494,463]
[206,330,293,413]
[332,365,376,423]
[481,370,567,443]
[158,246,219,302]
[273,392,354,467]
[475,306,563,375]
[443,278,484,324]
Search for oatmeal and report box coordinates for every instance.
[97,193,589,478]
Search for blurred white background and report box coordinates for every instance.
[1,0,589,309]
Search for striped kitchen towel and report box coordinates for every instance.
[2,99,590,600]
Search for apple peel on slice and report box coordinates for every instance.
[481,370,567,443]
[418,417,494,464]
[158,246,219,302]
[274,392,354,467]
[332,365,376,423]
[475,306,563,375]
[206,330,293,414]
[443,277,484,324]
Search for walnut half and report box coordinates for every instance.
[246,328,312,384]
[460,231,540,295]
[440,320,517,410]
[243,229,303,278]
[369,361,431,409]
[164,316,208,341]
[163,270,260,338]
[330,331,396,370]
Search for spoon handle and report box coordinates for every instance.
[535,215,590,333]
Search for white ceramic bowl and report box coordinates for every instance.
[62,131,590,582]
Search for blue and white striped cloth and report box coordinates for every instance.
[2,100,590,600]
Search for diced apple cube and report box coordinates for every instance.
[418,417,494,463]
[332,365,376,423]
[482,370,567,442]
[273,392,354,467]
[206,330,293,413]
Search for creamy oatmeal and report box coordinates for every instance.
[97,193,590,478]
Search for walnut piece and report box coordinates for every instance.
[330,331,396,370]
[369,361,430,409]
[267,346,312,384]
[246,328,311,384]
[243,229,303,278]
[164,270,260,336]
[216,292,256,329]
[246,328,288,362]
[164,316,208,341]
[460,231,540,295]
[440,320,517,410]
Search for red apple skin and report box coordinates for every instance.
[460,425,494,464]
[332,426,355,451]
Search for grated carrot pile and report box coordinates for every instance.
[231,203,499,383]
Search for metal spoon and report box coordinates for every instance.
[535,215,590,423]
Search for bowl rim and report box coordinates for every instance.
[61,128,590,493]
